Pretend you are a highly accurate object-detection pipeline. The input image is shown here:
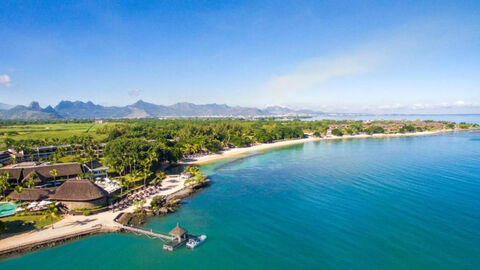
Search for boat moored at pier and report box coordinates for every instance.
[186,235,207,249]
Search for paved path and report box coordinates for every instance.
[0,175,187,253]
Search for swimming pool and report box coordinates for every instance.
[0,203,17,218]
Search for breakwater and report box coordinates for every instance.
[0,225,118,259]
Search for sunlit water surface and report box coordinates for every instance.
[2,131,480,269]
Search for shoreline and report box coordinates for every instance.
[0,174,195,259]
[184,129,470,165]
[0,179,210,260]
[0,225,116,259]
[0,128,477,259]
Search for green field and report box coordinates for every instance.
[0,214,62,233]
[0,122,112,145]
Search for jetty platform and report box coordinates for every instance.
[117,223,191,251]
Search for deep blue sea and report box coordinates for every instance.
[2,130,480,269]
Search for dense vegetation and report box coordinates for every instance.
[1,119,478,178]
[2,119,478,154]
[0,118,478,200]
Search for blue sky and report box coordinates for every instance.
[0,0,479,113]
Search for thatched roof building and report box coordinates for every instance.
[0,162,84,186]
[7,179,108,210]
[169,223,187,241]
[8,188,56,201]
[51,180,107,202]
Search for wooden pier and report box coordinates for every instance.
[118,225,174,241]
[118,223,191,251]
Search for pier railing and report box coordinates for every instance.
[117,225,174,241]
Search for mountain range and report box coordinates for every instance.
[0,100,322,120]
[0,102,13,110]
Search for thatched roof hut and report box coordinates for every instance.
[0,162,83,185]
[51,180,107,202]
[169,223,187,237]
[169,223,188,242]
[23,162,83,181]
[8,188,56,201]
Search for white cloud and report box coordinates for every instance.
[253,18,479,109]
[264,51,385,94]
[0,74,11,87]
[128,89,141,97]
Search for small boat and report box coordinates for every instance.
[186,235,207,249]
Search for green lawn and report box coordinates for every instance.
[0,122,113,144]
[0,214,62,234]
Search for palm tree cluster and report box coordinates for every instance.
[104,138,171,188]
[0,171,11,198]
[42,204,60,229]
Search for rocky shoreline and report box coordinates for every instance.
[0,178,211,260]
[108,179,210,227]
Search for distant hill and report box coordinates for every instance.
[55,100,132,119]
[0,102,60,120]
[0,100,322,120]
[0,102,13,110]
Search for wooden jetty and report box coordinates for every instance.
[163,223,188,251]
[118,223,190,251]
[119,225,174,241]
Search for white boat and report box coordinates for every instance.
[186,235,207,249]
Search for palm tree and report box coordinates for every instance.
[9,154,17,164]
[141,169,152,186]
[151,171,166,185]
[86,146,96,176]
[118,176,125,194]
[23,172,37,188]
[130,170,141,183]
[185,166,200,175]
[0,172,11,199]
[133,199,146,213]
[42,204,60,229]
[49,169,58,185]
[14,185,23,194]
[182,144,192,155]
[75,149,82,160]
[141,151,157,186]
[24,177,36,188]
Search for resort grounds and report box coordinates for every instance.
[0,119,478,258]
[0,174,188,256]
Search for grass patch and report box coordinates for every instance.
[184,174,207,187]
[0,122,115,144]
[0,214,62,234]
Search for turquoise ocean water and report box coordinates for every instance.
[1,130,480,269]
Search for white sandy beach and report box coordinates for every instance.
[184,129,454,165]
